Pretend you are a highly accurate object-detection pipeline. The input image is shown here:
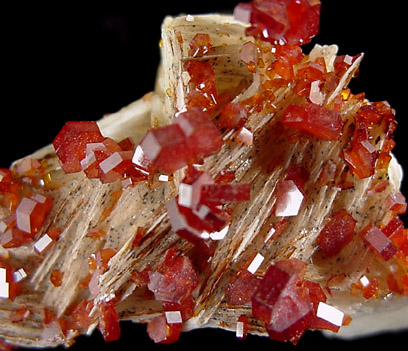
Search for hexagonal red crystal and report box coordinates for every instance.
[53,121,105,173]
[16,194,53,235]
[282,103,343,141]
[362,225,398,261]
[174,107,223,161]
[316,209,356,257]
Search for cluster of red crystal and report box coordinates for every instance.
[136,107,223,174]
[53,121,148,185]
[234,0,321,45]
[227,258,344,344]
[342,102,397,179]
[166,166,250,255]
[0,193,53,248]
[252,258,343,343]
[146,249,199,343]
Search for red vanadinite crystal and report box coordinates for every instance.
[316,209,356,257]
[15,194,53,235]
[53,121,105,173]
[138,108,223,174]
[139,124,189,173]
[282,103,343,140]
[147,249,199,304]
[147,313,182,344]
[188,33,213,57]
[225,269,261,306]
[218,102,248,130]
[184,60,218,113]
[252,259,314,344]
[98,299,121,342]
[200,183,251,205]
[174,107,224,161]
[361,225,398,261]
[273,179,304,217]
[343,140,377,179]
[50,269,63,287]
[234,0,321,46]
[70,299,95,330]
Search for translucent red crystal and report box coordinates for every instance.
[15,194,53,235]
[147,313,182,344]
[147,249,199,304]
[225,269,261,306]
[138,108,223,174]
[200,183,251,206]
[343,140,377,179]
[218,102,248,130]
[53,121,105,173]
[282,103,343,140]
[188,33,213,57]
[234,0,321,46]
[252,258,313,344]
[174,107,224,161]
[184,60,218,113]
[97,299,121,343]
[316,209,356,257]
[362,225,398,261]
[386,192,407,214]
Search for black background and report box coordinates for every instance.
[2,1,407,350]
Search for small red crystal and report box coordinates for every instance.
[16,194,53,235]
[252,259,315,344]
[225,269,261,306]
[316,209,356,257]
[218,102,248,130]
[98,299,121,343]
[184,60,218,113]
[343,140,377,179]
[53,121,105,173]
[147,313,182,344]
[386,192,407,214]
[362,225,398,261]
[70,299,95,330]
[200,183,251,206]
[189,33,213,57]
[282,103,343,140]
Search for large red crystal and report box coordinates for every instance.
[282,103,343,140]
[316,209,356,257]
[234,0,321,46]
[53,121,105,173]
[174,107,223,162]
[252,259,314,344]
[138,124,189,174]
[137,108,223,174]
[147,249,199,304]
